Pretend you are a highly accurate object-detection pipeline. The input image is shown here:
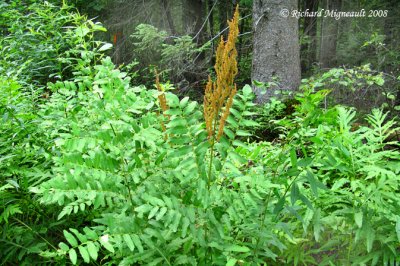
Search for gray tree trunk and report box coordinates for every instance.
[301,0,318,72]
[162,0,176,35]
[251,0,301,103]
[182,0,205,38]
[319,0,341,68]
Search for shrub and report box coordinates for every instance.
[130,23,209,88]
[0,0,109,87]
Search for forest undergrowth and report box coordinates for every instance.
[1,1,400,265]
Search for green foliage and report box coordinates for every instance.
[130,24,208,86]
[270,86,400,265]
[0,76,60,265]
[0,0,108,87]
[25,53,399,265]
[34,62,288,264]
[1,2,400,265]
[0,2,112,264]
[300,65,400,115]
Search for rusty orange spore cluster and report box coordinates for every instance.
[204,6,239,141]
[155,70,169,136]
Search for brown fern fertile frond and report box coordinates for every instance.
[155,70,169,139]
[155,70,169,113]
[204,5,239,141]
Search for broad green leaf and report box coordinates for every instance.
[290,149,297,168]
[291,183,300,205]
[396,216,400,242]
[83,227,98,240]
[69,249,77,265]
[70,228,87,243]
[230,151,247,164]
[232,140,247,148]
[241,119,259,127]
[168,118,187,128]
[332,178,349,190]
[59,242,69,252]
[148,206,160,219]
[225,245,250,253]
[171,212,182,232]
[184,101,197,115]
[87,242,98,260]
[242,84,252,96]
[78,246,90,263]
[123,234,135,251]
[132,235,144,253]
[64,230,78,247]
[169,146,192,158]
[226,258,237,266]
[366,228,375,253]
[230,108,241,118]
[224,128,235,139]
[299,194,313,210]
[354,212,363,228]
[155,207,168,220]
[297,157,312,167]
[236,129,251,137]
[98,43,113,52]
[142,194,165,206]
[155,151,167,165]
[312,208,326,243]
[169,136,191,145]
[227,115,238,127]
[166,93,180,107]
[100,236,114,253]
[181,217,190,238]
[179,97,189,108]
[306,170,327,196]
[273,197,286,215]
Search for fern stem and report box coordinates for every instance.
[347,230,353,264]
[205,136,215,265]
[109,122,134,207]
[13,217,58,251]
[122,158,135,207]
[155,247,171,266]
[253,189,273,260]
[207,137,215,189]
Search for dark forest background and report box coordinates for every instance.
[73,0,400,110]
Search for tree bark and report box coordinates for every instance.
[207,0,215,37]
[162,0,176,35]
[182,0,205,38]
[218,0,228,37]
[301,0,318,72]
[319,0,342,68]
[251,0,301,102]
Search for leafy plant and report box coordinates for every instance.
[0,0,109,87]
[1,2,400,265]
[269,84,400,265]
[130,23,209,88]
[0,76,62,265]
[32,8,300,265]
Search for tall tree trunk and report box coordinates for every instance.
[207,0,215,38]
[301,0,318,72]
[218,0,228,36]
[183,0,205,38]
[193,1,206,44]
[162,0,176,35]
[319,0,342,68]
[251,0,301,102]
[237,10,246,63]
[207,0,216,66]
